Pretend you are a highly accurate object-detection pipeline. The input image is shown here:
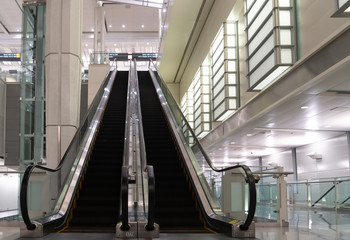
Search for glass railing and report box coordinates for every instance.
[0,70,21,82]
[287,176,350,209]
[20,67,116,231]
[90,52,110,65]
[0,166,22,222]
[149,60,256,231]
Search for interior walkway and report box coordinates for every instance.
[1,206,350,239]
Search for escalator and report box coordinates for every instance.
[63,71,128,232]
[138,71,207,232]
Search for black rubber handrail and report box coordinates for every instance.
[149,60,256,230]
[145,165,155,231]
[20,68,116,231]
[120,61,133,231]
[120,166,130,230]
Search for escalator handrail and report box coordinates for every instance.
[132,59,156,230]
[149,60,256,230]
[120,61,133,231]
[20,66,117,230]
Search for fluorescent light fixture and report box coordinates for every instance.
[300,105,308,110]
[91,28,94,31]
[109,24,112,28]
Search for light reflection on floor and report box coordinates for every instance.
[1,205,350,239]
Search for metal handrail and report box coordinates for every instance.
[149,60,256,230]
[132,59,156,230]
[20,64,117,231]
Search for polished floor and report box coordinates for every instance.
[1,206,350,239]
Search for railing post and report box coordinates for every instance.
[307,182,311,207]
[334,180,339,209]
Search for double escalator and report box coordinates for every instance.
[138,71,206,232]
[65,71,128,232]
[20,66,256,236]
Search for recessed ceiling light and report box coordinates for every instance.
[230,141,236,145]
[300,105,309,110]
[85,44,88,47]
[141,24,145,28]
[122,24,126,28]
[246,133,253,137]
[146,42,149,45]
[267,122,275,126]
[16,29,20,32]
[324,125,332,128]
[163,8,167,13]
[91,28,94,32]
[109,24,112,28]
[114,43,116,46]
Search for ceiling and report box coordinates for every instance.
[0,0,165,70]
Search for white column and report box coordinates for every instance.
[45,0,82,168]
[94,2,105,61]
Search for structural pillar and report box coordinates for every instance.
[45,0,82,168]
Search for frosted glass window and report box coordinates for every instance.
[226,23,236,34]
[213,65,224,86]
[202,76,210,84]
[202,66,210,75]
[213,80,225,96]
[204,123,210,131]
[250,53,275,86]
[227,48,236,59]
[188,115,194,121]
[195,118,201,128]
[280,29,292,45]
[254,66,289,90]
[203,104,210,112]
[279,0,291,7]
[202,94,210,103]
[227,73,236,84]
[202,85,210,93]
[213,53,224,74]
[212,42,224,63]
[247,0,266,24]
[229,99,237,109]
[194,99,201,110]
[247,0,272,39]
[212,28,224,52]
[227,60,236,71]
[246,0,255,10]
[203,113,210,122]
[227,36,236,46]
[214,104,225,119]
[280,48,292,63]
[194,90,200,99]
[228,86,237,97]
[214,90,225,107]
[279,10,291,26]
[249,34,274,71]
[248,17,273,55]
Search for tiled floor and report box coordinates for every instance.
[1,206,350,239]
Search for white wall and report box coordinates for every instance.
[298,0,350,58]
[296,134,349,180]
[0,173,19,211]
